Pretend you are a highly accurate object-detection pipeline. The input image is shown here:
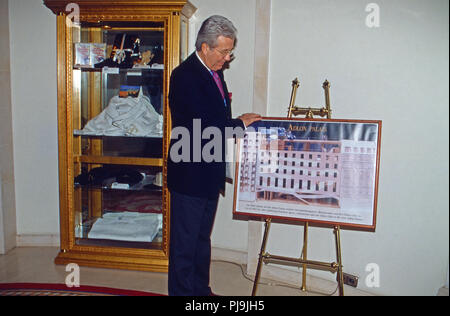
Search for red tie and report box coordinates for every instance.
[211,71,225,100]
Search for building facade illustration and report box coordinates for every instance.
[238,132,377,211]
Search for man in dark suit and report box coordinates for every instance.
[167,15,261,296]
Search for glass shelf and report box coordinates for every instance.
[74,174,163,192]
[75,134,163,159]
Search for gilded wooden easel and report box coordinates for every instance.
[251,78,345,296]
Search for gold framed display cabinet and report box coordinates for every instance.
[44,0,196,272]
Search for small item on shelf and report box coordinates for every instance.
[90,43,107,66]
[74,166,144,187]
[94,33,141,69]
[150,63,164,70]
[74,43,91,67]
[111,182,130,190]
[133,50,154,69]
[143,172,163,191]
[140,50,154,65]
[75,166,113,186]
[116,168,144,186]
[119,85,140,98]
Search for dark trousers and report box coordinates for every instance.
[168,191,219,296]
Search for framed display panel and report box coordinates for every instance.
[44,0,196,272]
[233,118,382,230]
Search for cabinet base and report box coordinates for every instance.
[54,249,168,273]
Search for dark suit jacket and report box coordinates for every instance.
[167,52,245,198]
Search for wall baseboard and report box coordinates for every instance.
[16,234,60,247]
[212,246,373,296]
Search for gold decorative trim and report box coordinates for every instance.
[44,0,196,18]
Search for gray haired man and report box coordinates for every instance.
[167,15,261,296]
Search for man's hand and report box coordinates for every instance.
[238,113,262,127]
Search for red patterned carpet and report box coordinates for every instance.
[0,283,164,296]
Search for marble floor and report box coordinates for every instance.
[0,247,370,296]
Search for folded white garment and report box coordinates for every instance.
[78,88,163,137]
[88,212,162,242]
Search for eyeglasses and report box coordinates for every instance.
[213,48,234,58]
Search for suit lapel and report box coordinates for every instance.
[188,53,228,113]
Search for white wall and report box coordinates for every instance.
[0,176,3,252]
[9,0,60,236]
[7,0,448,295]
[267,0,449,296]
[191,0,449,296]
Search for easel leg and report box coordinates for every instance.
[251,218,271,296]
[334,225,344,296]
[301,222,308,291]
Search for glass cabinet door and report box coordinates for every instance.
[71,21,167,250]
